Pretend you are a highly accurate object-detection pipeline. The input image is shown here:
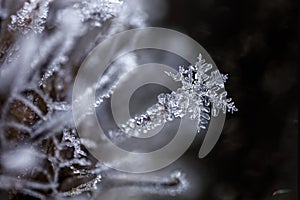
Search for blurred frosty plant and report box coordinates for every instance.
[0,0,237,199]
[0,0,190,199]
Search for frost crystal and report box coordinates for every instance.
[9,0,52,34]
[63,175,102,197]
[74,0,123,27]
[119,54,238,136]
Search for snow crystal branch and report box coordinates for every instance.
[115,54,238,137]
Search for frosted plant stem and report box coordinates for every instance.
[21,188,46,200]
[38,8,85,87]
[30,111,73,141]
[38,0,124,87]
[99,170,188,196]
[14,94,46,120]
[0,175,54,190]
[1,121,32,133]
[0,176,47,199]
[0,36,40,146]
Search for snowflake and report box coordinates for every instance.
[117,53,238,136]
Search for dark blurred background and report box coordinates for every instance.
[150,0,298,199]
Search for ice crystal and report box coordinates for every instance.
[9,0,52,34]
[118,54,238,136]
[74,0,123,27]
[63,174,102,197]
